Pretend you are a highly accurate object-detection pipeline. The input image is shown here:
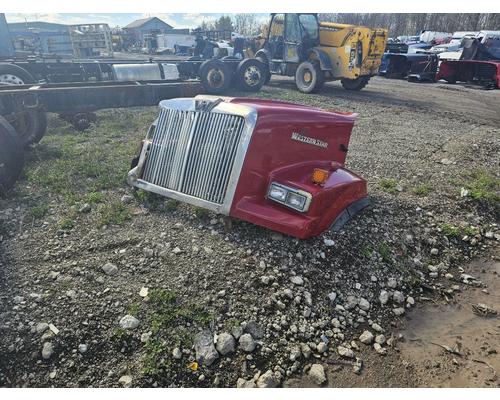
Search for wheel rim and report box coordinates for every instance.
[243,66,261,86]
[0,74,25,85]
[207,68,225,89]
[303,70,312,84]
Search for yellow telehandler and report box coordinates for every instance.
[254,14,388,93]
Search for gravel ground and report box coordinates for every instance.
[0,77,499,388]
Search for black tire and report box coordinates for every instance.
[295,61,325,94]
[0,116,24,196]
[341,76,370,91]
[256,56,271,85]
[199,59,232,95]
[0,63,35,85]
[235,58,268,92]
[11,109,48,147]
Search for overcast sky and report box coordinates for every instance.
[5,13,268,28]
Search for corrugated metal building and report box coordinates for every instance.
[7,20,113,58]
[7,21,73,56]
[123,17,174,43]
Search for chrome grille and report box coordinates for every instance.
[141,107,246,204]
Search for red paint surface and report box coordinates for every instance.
[437,60,500,88]
[227,98,367,239]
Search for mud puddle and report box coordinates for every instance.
[397,258,499,387]
[285,256,500,388]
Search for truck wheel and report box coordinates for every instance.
[0,116,24,196]
[256,56,271,85]
[341,76,370,90]
[199,59,232,95]
[11,110,48,146]
[0,63,35,85]
[235,59,267,92]
[295,61,324,94]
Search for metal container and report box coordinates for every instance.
[160,63,180,80]
[112,63,162,81]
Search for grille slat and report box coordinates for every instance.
[192,113,218,200]
[201,114,229,201]
[141,107,246,205]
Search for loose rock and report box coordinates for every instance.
[358,298,370,311]
[256,370,279,388]
[236,378,256,388]
[393,291,405,304]
[337,346,354,358]
[42,342,54,360]
[78,344,88,354]
[216,332,236,355]
[290,276,304,286]
[102,262,118,276]
[172,347,182,359]
[379,290,389,305]
[194,330,219,366]
[118,375,133,388]
[119,315,139,330]
[309,364,327,385]
[359,330,374,345]
[239,333,256,353]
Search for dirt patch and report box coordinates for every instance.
[285,256,500,388]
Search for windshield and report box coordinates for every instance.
[298,14,318,40]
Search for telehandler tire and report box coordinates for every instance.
[295,61,324,94]
[0,116,24,196]
[341,76,370,91]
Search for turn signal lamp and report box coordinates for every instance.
[312,168,329,185]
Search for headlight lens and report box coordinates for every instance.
[286,192,307,210]
[268,185,287,202]
[267,182,312,212]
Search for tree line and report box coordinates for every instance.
[319,13,500,37]
[198,14,500,38]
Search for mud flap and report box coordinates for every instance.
[330,197,370,232]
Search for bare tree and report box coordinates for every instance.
[319,13,500,37]
[233,14,260,36]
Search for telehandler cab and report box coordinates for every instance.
[255,13,387,93]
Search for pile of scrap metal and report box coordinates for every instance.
[428,31,479,59]
[380,30,500,88]
[379,50,438,82]
[436,33,500,89]
[379,32,445,82]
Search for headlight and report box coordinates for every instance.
[287,192,307,210]
[268,185,287,202]
[267,182,312,212]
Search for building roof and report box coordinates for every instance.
[8,21,69,32]
[124,17,173,30]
